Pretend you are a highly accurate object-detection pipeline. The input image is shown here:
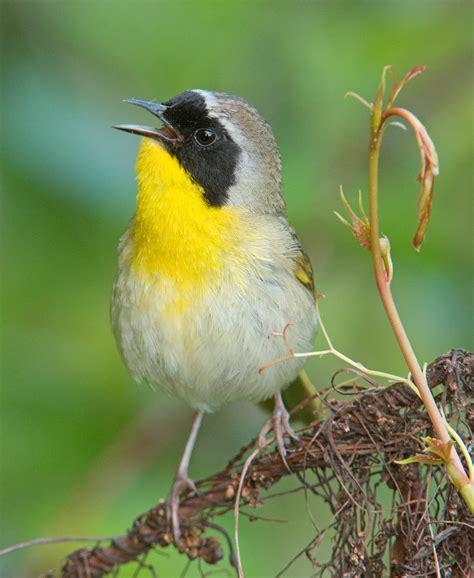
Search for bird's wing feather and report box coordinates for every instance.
[293,249,315,295]
[272,217,315,296]
[287,225,315,296]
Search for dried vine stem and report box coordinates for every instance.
[54,349,473,578]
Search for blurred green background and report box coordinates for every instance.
[1,1,472,577]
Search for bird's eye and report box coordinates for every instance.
[194,128,217,147]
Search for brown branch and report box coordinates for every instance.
[27,349,474,577]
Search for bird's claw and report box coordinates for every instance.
[166,474,198,548]
[258,396,300,473]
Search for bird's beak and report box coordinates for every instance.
[113,98,181,143]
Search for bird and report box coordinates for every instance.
[111,90,317,546]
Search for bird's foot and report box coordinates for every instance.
[166,473,198,549]
[258,393,300,473]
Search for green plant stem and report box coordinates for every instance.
[367,132,470,497]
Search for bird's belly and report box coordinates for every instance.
[111,267,316,412]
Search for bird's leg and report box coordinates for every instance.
[258,391,300,472]
[167,410,203,548]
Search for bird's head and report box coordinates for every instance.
[115,90,285,214]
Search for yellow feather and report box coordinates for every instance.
[131,139,240,291]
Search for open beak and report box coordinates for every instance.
[113,98,181,143]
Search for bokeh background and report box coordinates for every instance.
[1,1,472,577]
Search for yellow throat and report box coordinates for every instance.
[131,139,239,289]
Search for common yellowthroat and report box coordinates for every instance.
[112,90,317,545]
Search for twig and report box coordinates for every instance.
[343,65,473,511]
[0,536,118,557]
[233,447,260,578]
[261,295,421,397]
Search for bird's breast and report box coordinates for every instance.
[129,139,250,301]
